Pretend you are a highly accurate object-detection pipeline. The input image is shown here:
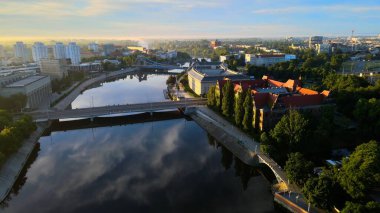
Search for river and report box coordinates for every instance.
[1,73,276,213]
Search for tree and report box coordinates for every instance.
[207,86,216,107]
[0,110,12,130]
[242,89,253,131]
[284,152,314,186]
[342,201,380,213]
[166,75,176,85]
[270,110,309,152]
[221,80,234,118]
[234,91,246,126]
[338,140,380,199]
[302,174,334,210]
[353,98,380,139]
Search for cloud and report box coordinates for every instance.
[252,5,380,14]
[0,0,228,17]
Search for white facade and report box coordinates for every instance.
[53,42,66,59]
[14,42,28,62]
[88,42,99,52]
[32,42,48,62]
[66,42,81,65]
[245,54,289,66]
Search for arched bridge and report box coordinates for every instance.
[135,56,183,70]
[28,99,206,121]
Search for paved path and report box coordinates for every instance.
[0,123,48,203]
[191,106,300,193]
[53,68,138,110]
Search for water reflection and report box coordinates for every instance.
[2,119,275,213]
[71,73,170,109]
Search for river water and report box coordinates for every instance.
[1,74,276,213]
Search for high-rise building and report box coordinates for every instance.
[14,42,28,62]
[103,44,115,56]
[309,36,323,49]
[88,42,99,52]
[65,42,81,65]
[53,42,66,59]
[32,42,48,62]
[40,59,68,79]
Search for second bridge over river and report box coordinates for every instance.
[28,99,207,121]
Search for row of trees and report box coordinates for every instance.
[283,141,380,211]
[0,94,27,112]
[0,110,36,167]
[207,81,255,132]
[51,71,86,93]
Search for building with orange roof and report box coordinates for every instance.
[214,75,332,130]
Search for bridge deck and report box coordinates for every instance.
[29,99,207,121]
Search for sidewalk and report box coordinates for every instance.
[0,123,48,202]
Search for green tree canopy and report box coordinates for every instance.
[242,89,253,131]
[284,152,314,186]
[207,86,216,107]
[221,80,235,118]
[338,140,380,200]
[234,91,246,126]
[270,110,309,152]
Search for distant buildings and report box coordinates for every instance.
[14,42,28,62]
[0,75,51,109]
[315,43,331,54]
[210,40,222,49]
[187,61,249,96]
[66,42,81,65]
[69,62,102,73]
[40,59,68,79]
[127,46,147,53]
[309,36,324,49]
[156,50,177,59]
[245,54,296,66]
[32,42,48,62]
[88,42,99,52]
[53,42,66,59]
[103,44,116,56]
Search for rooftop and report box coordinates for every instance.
[6,75,48,87]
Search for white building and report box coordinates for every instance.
[66,42,81,65]
[53,42,66,59]
[14,42,28,62]
[245,54,295,67]
[315,44,331,54]
[32,42,48,62]
[88,42,99,52]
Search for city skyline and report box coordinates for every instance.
[1,0,380,41]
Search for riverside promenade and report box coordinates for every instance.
[0,122,49,203]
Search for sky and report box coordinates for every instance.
[0,0,380,40]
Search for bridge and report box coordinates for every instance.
[28,99,207,121]
[134,55,183,70]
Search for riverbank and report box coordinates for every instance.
[0,122,49,203]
